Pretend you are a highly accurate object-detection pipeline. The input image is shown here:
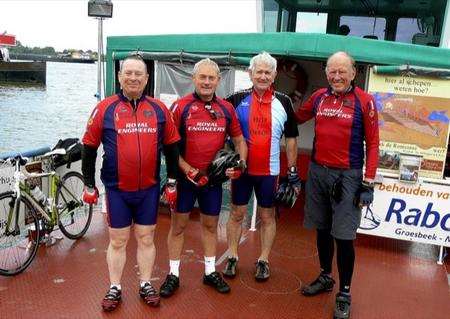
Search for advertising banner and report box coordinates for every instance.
[368,68,450,179]
[0,34,16,46]
[357,177,450,247]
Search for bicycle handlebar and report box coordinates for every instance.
[0,146,51,161]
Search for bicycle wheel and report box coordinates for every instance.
[0,191,40,276]
[56,171,93,240]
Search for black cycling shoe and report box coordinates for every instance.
[101,286,122,312]
[301,273,335,296]
[255,260,270,282]
[222,257,238,278]
[203,271,231,293]
[333,292,351,319]
[160,274,180,298]
[139,282,160,307]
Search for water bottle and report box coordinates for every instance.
[30,185,47,207]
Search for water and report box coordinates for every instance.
[0,63,252,154]
[0,62,98,153]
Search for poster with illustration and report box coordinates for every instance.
[398,154,421,183]
[368,68,450,179]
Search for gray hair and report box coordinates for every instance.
[326,51,356,71]
[119,54,148,73]
[192,58,220,76]
[248,51,277,73]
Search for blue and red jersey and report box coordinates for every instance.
[295,86,379,180]
[171,92,242,171]
[82,93,180,191]
[226,88,298,176]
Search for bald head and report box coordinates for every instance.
[326,51,355,71]
[325,51,356,94]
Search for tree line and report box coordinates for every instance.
[9,41,96,57]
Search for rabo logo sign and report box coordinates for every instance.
[357,178,450,247]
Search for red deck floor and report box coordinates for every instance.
[1,196,449,319]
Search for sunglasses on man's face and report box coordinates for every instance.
[204,103,218,120]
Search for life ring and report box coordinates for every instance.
[274,59,308,105]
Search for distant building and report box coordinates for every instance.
[0,47,10,62]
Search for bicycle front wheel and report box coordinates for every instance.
[56,171,93,240]
[0,191,40,276]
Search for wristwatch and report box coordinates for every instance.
[362,180,375,188]
[288,166,297,173]
[237,159,247,170]
[167,178,177,187]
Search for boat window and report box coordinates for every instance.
[295,12,327,33]
[280,8,289,32]
[396,18,424,43]
[339,16,386,40]
[263,0,279,32]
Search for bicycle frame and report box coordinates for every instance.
[5,158,61,236]
[1,148,91,276]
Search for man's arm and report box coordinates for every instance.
[362,97,380,181]
[178,156,191,175]
[295,89,326,124]
[163,142,179,180]
[81,103,104,188]
[285,137,298,169]
[231,135,247,163]
[81,144,97,187]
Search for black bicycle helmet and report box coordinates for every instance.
[207,149,239,185]
[274,180,297,208]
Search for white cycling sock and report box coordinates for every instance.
[204,256,216,275]
[169,259,180,277]
[110,283,121,291]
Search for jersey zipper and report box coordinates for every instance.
[132,101,142,190]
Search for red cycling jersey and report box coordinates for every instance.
[296,86,379,180]
[171,92,242,171]
[82,93,180,191]
[227,88,298,176]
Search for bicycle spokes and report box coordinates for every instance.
[0,192,40,276]
[56,172,93,240]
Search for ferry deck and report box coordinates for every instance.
[1,193,449,319]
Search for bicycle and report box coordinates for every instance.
[0,148,93,276]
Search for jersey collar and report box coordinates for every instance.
[118,91,146,104]
[192,91,217,104]
[327,85,354,97]
[252,86,273,103]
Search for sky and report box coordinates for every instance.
[0,0,258,51]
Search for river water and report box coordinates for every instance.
[0,62,251,154]
[0,62,98,153]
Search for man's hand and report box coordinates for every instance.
[186,168,209,186]
[357,181,374,207]
[225,167,242,179]
[163,178,177,211]
[287,166,301,194]
[82,186,99,205]
[225,159,246,180]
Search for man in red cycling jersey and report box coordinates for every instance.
[159,58,247,297]
[81,55,180,312]
[296,51,379,319]
[222,52,300,282]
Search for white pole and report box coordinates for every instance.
[437,245,444,265]
[96,18,103,101]
[249,192,257,231]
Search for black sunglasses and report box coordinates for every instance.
[204,103,218,120]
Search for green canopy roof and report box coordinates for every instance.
[106,32,450,94]
[107,32,450,66]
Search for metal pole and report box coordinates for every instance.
[250,192,258,231]
[96,18,103,101]
[437,245,444,265]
